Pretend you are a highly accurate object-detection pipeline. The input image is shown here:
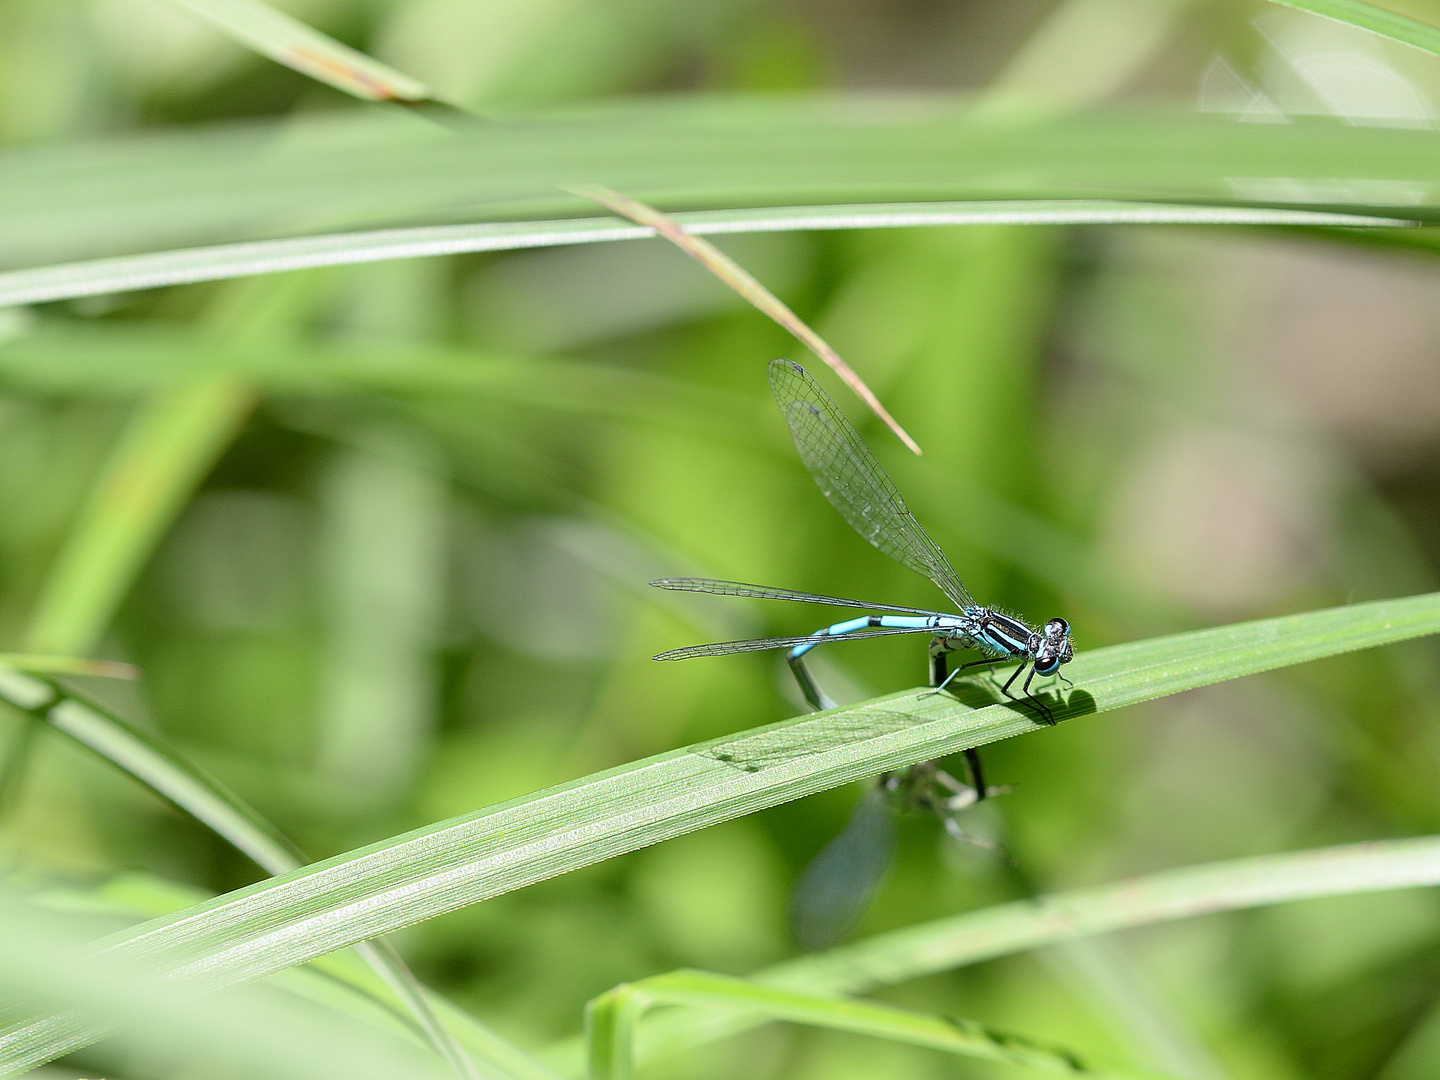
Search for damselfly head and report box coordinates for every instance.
[1034,617,1074,672]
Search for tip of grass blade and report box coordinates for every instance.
[564,184,923,455]
[827,364,922,456]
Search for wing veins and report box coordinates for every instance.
[650,577,946,616]
[767,359,974,611]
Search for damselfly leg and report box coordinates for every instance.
[999,662,1057,725]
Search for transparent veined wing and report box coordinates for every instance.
[789,786,895,950]
[768,359,975,611]
[650,577,945,616]
[653,624,936,661]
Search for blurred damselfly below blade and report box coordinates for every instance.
[790,786,895,951]
[790,762,1000,950]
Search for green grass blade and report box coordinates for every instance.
[586,970,1167,1080]
[0,885,450,1080]
[0,670,306,871]
[0,672,545,1080]
[58,874,562,1080]
[601,834,1440,1071]
[0,323,760,436]
[1265,0,1440,56]
[22,377,254,655]
[22,272,321,657]
[1,590,1438,1071]
[162,0,431,102]
[6,103,1440,273]
[0,201,1410,308]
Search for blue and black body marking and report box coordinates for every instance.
[652,360,1075,949]
[651,359,1075,736]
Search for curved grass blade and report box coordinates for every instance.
[0,201,1409,309]
[162,0,431,102]
[6,102,1440,275]
[568,185,921,453]
[1266,0,1440,57]
[60,873,559,1080]
[0,885,452,1080]
[603,833,1440,1072]
[4,590,1440,1071]
[585,969,1168,1080]
[21,377,254,656]
[0,672,539,1080]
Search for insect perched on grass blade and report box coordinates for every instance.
[651,359,1074,723]
[651,359,1073,945]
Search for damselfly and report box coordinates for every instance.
[651,359,1074,723]
[787,760,1005,949]
[651,359,1074,946]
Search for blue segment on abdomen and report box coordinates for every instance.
[787,614,935,659]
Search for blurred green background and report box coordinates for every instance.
[7,0,1440,1078]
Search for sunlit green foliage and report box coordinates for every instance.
[6,1,1440,1079]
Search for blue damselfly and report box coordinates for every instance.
[651,359,1073,721]
[651,359,1073,945]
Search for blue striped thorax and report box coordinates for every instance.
[939,609,1074,677]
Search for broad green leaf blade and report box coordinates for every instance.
[2,591,1438,1071]
[0,201,1411,308]
[602,834,1440,1072]
[585,970,1167,1080]
[22,377,254,656]
[1266,0,1440,56]
[5,103,1440,272]
[162,0,430,102]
